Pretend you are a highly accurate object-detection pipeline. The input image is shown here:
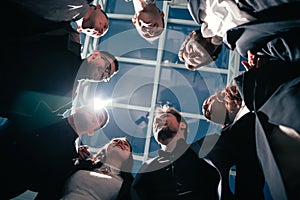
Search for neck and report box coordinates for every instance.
[161,135,185,152]
[133,0,156,13]
[104,157,123,171]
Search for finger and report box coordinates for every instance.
[78,145,89,151]
[79,151,90,159]
[256,57,261,69]
[241,61,252,71]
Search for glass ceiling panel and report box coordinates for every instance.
[78,0,238,172]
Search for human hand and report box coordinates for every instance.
[78,145,91,160]
[241,50,261,71]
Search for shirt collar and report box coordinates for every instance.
[158,138,189,158]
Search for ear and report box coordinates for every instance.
[179,122,187,129]
[96,4,102,10]
[212,55,217,61]
[132,15,137,25]
[160,11,165,18]
[191,31,197,37]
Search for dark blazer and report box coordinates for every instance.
[233,60,300,200]
[132,139,220,200]
[0,118,79,199]
[234,60,300,113]
[1,0,83,119]
[223,2,300,59]
[1,32,82,118]
[236,0,298,13]
[205,114,265,200]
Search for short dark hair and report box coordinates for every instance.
[101,51,119,72]
[155,106,188,138]
[193,29,222,60]
[202,84,242,123]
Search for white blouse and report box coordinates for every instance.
[200,0,256,38]
[61,169,123,200]
[233,101,250,123]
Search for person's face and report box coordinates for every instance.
[202,94,228,125]
[182,35,212,70]
[153,112,180,145]
[80,6,109,38]
[132,9,164,38]
[86,50,116,82]
[106,138,132,162]
[73,106,107,135]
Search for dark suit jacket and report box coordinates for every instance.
[1,33,82,118]
[205,114,265,200]
[1,0,83,119]
[223,2,300,59]
[0,118,79,199]
[132,139,220,200]
[233,60,300,200]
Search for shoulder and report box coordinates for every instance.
[190,134,220,158]
[133,156,162,181]
[137,156,159,172]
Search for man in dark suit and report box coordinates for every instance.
[181,1,300,69]
[0,105,109,199]
[1,31,119,118]
[223,2,300,61]
[203,58,300,200]
[5,0,108,41]
[233,57,300,200]
[131,107,221,200]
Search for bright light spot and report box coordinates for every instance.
[94,97,112,110]
[90,171,112,179]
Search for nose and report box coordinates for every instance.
[117,139,123,145]
[115,139,126,148]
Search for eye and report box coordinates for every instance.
[188,44,193,53]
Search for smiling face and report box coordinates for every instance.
[178,30,222,70]
[182,38,212,69]
[104,138,132,164]
[92,137,133,172]
[132,8,164,39]
[79,5,109,38]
